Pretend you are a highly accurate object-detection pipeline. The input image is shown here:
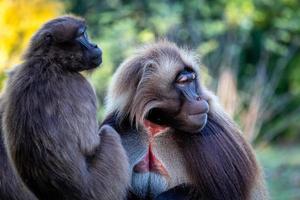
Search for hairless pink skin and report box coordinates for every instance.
[133,120,169,177]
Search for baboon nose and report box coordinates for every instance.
[196,95,208,101]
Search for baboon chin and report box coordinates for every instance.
[103,40,269,199]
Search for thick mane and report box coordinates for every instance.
[176,104,259,200]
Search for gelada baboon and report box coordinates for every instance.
[2,16,129,200]
[103,40,269,199]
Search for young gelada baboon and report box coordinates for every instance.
[103,40,269,199]
[2,16,129,200]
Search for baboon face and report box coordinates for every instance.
[143,66,209,134]
[128,44,209,134]
[27,16,102,71]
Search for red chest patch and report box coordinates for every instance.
[132,120,169,177]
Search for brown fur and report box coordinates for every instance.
[0,97,38,200]
[2,16,129,200]
[104,40,269,199]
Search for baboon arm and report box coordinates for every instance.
[88,125,130,199]
[4,119,129,200]
[48,126,129,200]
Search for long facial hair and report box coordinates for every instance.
[176,108,258,200]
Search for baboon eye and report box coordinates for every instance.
[176,70,196,84]
[76,27,86,37]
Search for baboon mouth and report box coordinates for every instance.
[91,56,102,67]
[145,108,171,127]
[144,107,171,137]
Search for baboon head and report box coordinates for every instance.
[25,15,102,71]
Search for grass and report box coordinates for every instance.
[256,145,300,200]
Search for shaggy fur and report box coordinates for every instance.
[103,40,269,199]
[0,98,38,200]
[2,16,129,200]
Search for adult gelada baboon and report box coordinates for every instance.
[103,40,269,199]
[2,16,129,200]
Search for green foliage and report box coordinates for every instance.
[63,0,300,142]
[257,146,300,200]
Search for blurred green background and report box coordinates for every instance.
[1,0,300,199]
